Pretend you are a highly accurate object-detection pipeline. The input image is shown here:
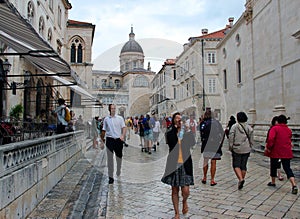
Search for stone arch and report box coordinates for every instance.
[129,93,151,116]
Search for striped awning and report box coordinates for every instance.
[51,75,95,100]
[0,0,74,80]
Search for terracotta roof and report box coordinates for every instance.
[68,19,93,26]
[200,28,227,39]
[67,19,96,44]
[164,59,176,65]
[189,25,232,41]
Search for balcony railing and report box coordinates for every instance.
[0,116,88,145]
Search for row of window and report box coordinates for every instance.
[27,1,63,54]
[93,75,150,90]
[176,52,217,76]
[100,96,129,105]
[223,59,242,90]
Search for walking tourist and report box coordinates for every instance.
[228,111,254,190]
[265,116,284,181]
[125,117,132,140]
[152,116,160,148]
[100,104,126,184]
[200,110,224,186]
[143,114,154,154]
[186,115,197,138]
[161,112,195,219]
[133,116,139,134]
[91,116,100,148]
[225,115,236,138]
[138,115,145,150]
[264,115,298,194]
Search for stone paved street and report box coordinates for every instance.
[29,131,300,218]
[103,132,300,218]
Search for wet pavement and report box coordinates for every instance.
[29,131,300,218]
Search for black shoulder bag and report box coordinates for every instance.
[239,123,252,146]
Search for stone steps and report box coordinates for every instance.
[27,145,108,219]
[253,127,300,158]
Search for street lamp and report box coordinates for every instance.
[201,39,205,112]
[2,59,11,73]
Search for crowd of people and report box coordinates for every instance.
[49,101,298,218]
[160,110,298,218]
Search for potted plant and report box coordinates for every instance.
[9,104,23,120]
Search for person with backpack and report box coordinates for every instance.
[54,98,68,134]
[143,114,154,154]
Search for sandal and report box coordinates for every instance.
[201,178,207,184]
[210,181,217,186]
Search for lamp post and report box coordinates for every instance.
[23,71,31,119]
[201,39,205,112]
[2,58,11,73]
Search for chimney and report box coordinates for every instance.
[228,17,234,27]
[201,28,208,35]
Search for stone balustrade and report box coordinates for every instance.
[0,131,86,218]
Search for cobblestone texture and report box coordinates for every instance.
[28,132,300,218]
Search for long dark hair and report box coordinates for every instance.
[171,112,181,125]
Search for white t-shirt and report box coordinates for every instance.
[103,115,125,139]
[153,121,160,132]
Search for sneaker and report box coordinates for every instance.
[292,186,298,194]
[157,142,159,146]
[109,177,114,184]
[148,151,152,154]
[267,182,276,187]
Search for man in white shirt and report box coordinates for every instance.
[100,104,126,184]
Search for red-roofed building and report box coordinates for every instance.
[169,18,235,120]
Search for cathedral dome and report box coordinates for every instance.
[121,40,143,53]
[120,27,144,54]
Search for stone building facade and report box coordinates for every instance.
[92,27,155,118]
[152,0,300,146]
[217,0,300,143]
[150,59,177,118]
[0,0,95,122]
[151,19,234,121]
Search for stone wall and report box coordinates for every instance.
[0,131,85,219]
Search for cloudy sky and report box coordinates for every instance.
[69,0,246,71]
